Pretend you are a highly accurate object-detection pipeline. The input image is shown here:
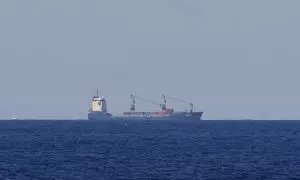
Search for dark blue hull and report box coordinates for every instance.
[88,112,112,120]
[88,111,203,120]
[114,112,203,120]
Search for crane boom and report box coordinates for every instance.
[164,95,194,113]
[132,95,160,105]
[165,96,189,104]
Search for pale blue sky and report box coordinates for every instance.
[1,0,300,120]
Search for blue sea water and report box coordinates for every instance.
[0,120,299,179]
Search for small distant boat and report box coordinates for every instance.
[12,116,18,120]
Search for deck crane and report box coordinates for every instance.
[164,95,194,113]
[129,93,164,111]
[161,94,167,110]
[130,93,136,112]
[129,93,193,112]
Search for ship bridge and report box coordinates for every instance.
[90,89,107,113]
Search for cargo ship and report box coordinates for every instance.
[87,89,203,120]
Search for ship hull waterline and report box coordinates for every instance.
[88,111,203,120]
[88,111,112,120]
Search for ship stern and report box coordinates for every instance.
[88,111,112,120]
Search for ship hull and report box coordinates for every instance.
[112,111,203,120]
[88,111,112,120]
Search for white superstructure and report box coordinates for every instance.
[90,89,107,113]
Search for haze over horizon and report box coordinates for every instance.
[1,0,300,120]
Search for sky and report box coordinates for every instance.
[0,0,300,120]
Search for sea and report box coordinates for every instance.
[0,119,299,180]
